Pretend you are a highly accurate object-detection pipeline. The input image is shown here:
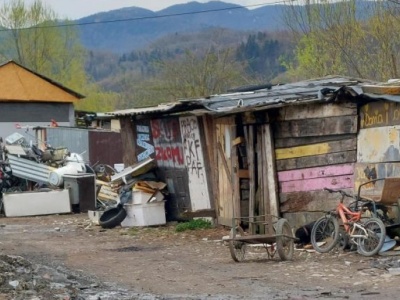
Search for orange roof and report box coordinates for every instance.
[0,60,85,103]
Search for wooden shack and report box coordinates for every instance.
[112,76,400,228]
[110,104,214,221]
[195,77,400,228]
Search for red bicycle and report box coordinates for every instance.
[311,188,386,256]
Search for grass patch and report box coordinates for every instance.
[175,219,213,232]
[127,228,140,236]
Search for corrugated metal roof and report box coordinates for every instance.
[201,76,384,113]
[106,75,400,117]
[106,103,181,116]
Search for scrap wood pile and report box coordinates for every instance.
[95,157,168,210]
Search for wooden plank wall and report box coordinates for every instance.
[274,103,358,227]
[215,116,238,226]
[356,100,400,196]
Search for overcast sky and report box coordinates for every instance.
[21,0,278,19]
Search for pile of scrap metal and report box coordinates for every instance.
[2,132,87,188]
[0,133,90,216]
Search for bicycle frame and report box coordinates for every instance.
[348,222,369,245]
[336,202,369,244]
[336,202,362,232]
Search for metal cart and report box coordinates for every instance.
[227,215,297,262]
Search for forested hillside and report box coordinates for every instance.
[76,2,295,109]
[77,1,286,53]
[2,0,399,112]
[84,28,294,108]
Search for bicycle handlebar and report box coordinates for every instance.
[324,187,353,199]
[324,187,373,205]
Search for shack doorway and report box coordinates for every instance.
[215,113,279,230]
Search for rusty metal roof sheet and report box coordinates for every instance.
[107,75,400,117]
[201,75,383,113]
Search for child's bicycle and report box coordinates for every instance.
[311,187,386,256]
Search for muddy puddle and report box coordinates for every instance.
[0,254,251,300]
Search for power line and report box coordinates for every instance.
[0,0,292,32]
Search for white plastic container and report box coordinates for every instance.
[88,210,104,225]
[132,190,164,204]
[121,201,166,227]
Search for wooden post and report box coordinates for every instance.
[263,124,279,217]
[244,125,255,234]
[201,115,215,210]
[261,126,270,217]
[119,117,136,167]
[230,126,241,220]
[257,126,265,234]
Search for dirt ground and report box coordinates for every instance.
[0,213,400,300]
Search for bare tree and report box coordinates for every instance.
[282,0,400,81]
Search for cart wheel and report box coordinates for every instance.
[228,226,247,262]
[275,218,294,261]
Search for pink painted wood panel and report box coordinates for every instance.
[280,175,354,193]
[278,164,354,182]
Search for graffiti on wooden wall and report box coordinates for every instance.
[151,118,184,168]
[360,101,400,129]
[180,116,204,177]
[180,116,210,210]
[136,124,155,162]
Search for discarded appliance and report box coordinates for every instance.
[63,173,96,213]
[1,132,97,217]
[121,199,166,227]
[48,153,86,187]
[120,180,167,227]
[4,132,87,187]
[2,189,71,217]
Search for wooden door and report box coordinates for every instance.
[215,116,240,226]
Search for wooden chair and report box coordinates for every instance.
[357,177,400,223]
[358,177,400,205]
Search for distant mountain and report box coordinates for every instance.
[76,1,286,53]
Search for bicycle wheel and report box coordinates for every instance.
[311,215,340,253]
[357,217,386,257]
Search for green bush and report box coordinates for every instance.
[175,219,213,232]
